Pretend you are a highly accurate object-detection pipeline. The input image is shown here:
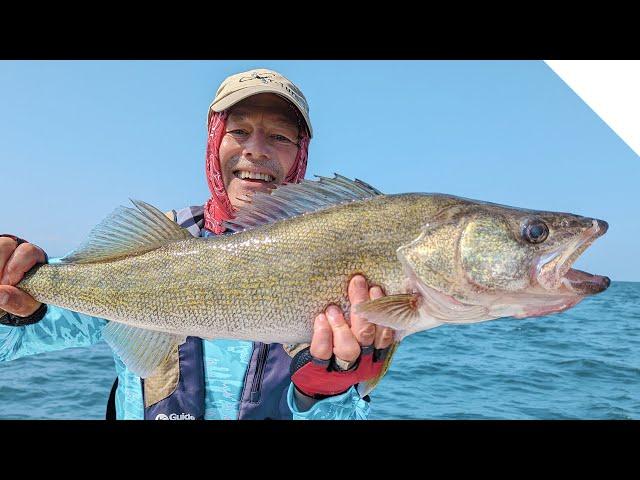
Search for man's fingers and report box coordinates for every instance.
[1,243,46,285]
[326,305,361,363]
[0,237,19,282]
[348,275,376,346]
[309,313,333,361]
[0,285,42,317]
[374,327,395,350]
[371,285,395,349]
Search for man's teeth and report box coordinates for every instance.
[236,171,275,182]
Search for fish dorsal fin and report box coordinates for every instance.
[223,173,383,233]
[60,199,192,264]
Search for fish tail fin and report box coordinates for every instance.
[358,341,400,399]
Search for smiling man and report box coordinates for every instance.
[0,68,395,420]
[223,96,301,197]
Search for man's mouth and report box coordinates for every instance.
[234,170,276,183]
[536,219,610,295]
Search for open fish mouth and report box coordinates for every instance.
[562,268,611,295]
[536,219,610,295]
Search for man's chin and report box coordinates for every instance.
[229,179,277,202]
[243,181,276,194]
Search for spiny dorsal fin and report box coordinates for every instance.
[60,199,192,264]
[223,173,383,233]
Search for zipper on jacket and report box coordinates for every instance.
[249,343,270,403]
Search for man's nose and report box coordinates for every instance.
[243,132,270,160]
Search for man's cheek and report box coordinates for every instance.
[221,164,236,191]
[226,178,240,198]
[222,172,232,191]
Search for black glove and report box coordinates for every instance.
[0,302,48,327]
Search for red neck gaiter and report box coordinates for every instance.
[204,110,310,234]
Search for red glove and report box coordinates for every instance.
[290,345,391,399]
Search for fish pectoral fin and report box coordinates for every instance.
[354,294,422,333]
[60,199,192,264]
[102,322,186,379]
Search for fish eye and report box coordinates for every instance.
[522,220,549,244]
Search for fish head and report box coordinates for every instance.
[399,198,610,323]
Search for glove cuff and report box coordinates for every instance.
[0,303,48,327]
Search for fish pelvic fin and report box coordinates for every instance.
[353,294,422,398]
[102,322,186,378]
[358,341,400,398]
[60,199,192,264]
[223,173,383,233]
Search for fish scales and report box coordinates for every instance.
[4,174,610,388]
[18,194,457,344]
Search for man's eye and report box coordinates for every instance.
[272,134,293,143]
[229,129,248,136]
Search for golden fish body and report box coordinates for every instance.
[19,193,454,344]
[4,175,609,382]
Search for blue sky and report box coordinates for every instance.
[1,60,638,281]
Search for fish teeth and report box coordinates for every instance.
[237,171,275,182]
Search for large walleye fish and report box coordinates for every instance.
[0,175,609,394]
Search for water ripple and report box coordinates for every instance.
[2,282,640,419]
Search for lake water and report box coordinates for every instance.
[1,282,638,419]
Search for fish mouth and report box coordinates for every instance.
[535,219,610,295]
[562,268,611,295]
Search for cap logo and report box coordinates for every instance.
[240,72,277,84]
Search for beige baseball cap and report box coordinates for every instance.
[208,68,313,137]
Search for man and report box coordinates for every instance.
[0,68,395,420]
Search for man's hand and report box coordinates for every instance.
[290,274,395,408]
[311,274,395,366]
[0,236,46,317]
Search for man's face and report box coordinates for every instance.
[219,93,300,208]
